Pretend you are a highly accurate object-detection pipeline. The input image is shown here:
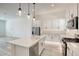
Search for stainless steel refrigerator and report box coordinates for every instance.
[32,27,40,35]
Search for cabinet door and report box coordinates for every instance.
[10,44,29,56]
[67,47,73,56]
[73,49,79,56]
[29,43,39,56]
[39,40,44,55]
[39,37,46,55]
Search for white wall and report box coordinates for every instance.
[6,16,32,38]
[36,10,67,42]
[0,20,6,37]
[38,15,66,31]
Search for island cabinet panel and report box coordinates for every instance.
[38,37,45,55]
[67,43,79,56]
[10,43,39,56]
[29,43,39,56]
[11,44,29,56]
[8,35,46,56]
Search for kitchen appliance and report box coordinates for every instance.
[67,16,78,29]
[32,27,40,35]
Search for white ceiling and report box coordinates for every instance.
[0,3,77,20]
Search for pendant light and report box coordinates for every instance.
[18,3,22,16]
[27,3,30,19]
[33,3,36,21]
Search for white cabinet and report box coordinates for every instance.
[10,42,39,56]
[11,44,29,56]
[65,4,78,21]
[29,43,39,56]
[72,47,79,56]
[8,35,46,56]
[8,39,40,56]
[39,37,45,55]
[67,46,73,56]
[67,43,79,56]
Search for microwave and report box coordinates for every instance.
[32,27,40,35]
[67,16,78,29]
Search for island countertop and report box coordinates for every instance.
[8,35,46,48]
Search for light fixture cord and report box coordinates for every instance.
[77,3,78,16]
[28,3,30,15]
[19,3,21,8]
[33,3,35,18]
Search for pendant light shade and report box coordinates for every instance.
[33,3,36,21]
[18,3,22,16]
[33,17,35,21]
[27,14,30,19]
[27,3,30,19]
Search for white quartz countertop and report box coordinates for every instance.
[8,35,46,48]
[61,34,75,38]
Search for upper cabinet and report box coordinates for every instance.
[69,4,78,18]
[65,4,79,29]
[65,4,79,20]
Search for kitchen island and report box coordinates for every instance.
[8,35,46,56]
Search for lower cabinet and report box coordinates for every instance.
[10,43,39,56]
[11,45,30,56]
[29,43,39,56]
[67,43,79,56]
[67,47,73,56]
[10,41,44,56]
[38,37,46,55]
[72,49,79,56]
[39,40,44,55]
